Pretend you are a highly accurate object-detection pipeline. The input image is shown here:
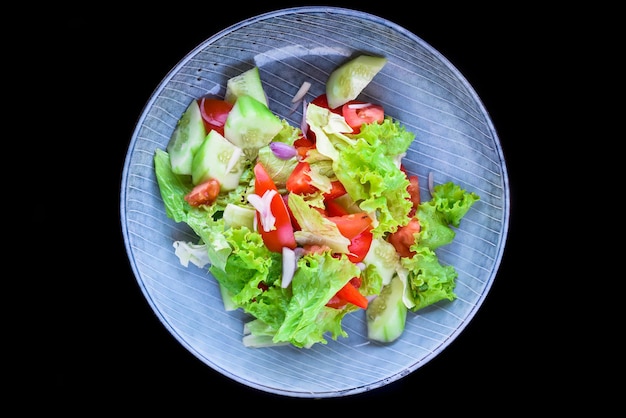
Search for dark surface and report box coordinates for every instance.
[51,2,556,412]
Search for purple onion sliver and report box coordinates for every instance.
[269,142,298,160]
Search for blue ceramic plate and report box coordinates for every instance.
[121,6,509,398]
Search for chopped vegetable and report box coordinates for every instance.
[366,275,407,343]
[326,55,387,109]
[291,81,312,103]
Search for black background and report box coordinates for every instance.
[47,1,570,413]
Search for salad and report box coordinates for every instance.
[154,55,479,349]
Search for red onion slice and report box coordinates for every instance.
[281,247,297,288]
[269,142,298,160]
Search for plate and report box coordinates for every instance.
[120,6,509,398]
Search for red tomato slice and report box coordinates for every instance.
[387,218,421,258]
[184,178,221,207]
[253,162,297,252]
[325,294,345,309]
[341,100,384,134]
[323,180,347,200]
[346,229,373,263]
[407,174,420,216]
[324,198,350,217]
[327,212,372,240]
[293,136,315,149]
[286,161,318,195]
[293,136,316,159]
[197,96,233,136]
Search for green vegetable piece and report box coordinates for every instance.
[166,100,207,175]
[366,275,407,343]
[225,67,268,107]
[219,283,238,311]
[326,54,387,109]
[223,95,283,153]
[363,237,401,286]
[191,129,245,190]
[223,203,255,230]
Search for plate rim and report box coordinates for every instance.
[120,5,510,398]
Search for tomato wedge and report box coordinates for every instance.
[346,229,373,263]
[286,161,317,195]
[387,218,420,258]
[323,180,347,200]
[327,212,372,240]
[184,178,221,207]
[407,174,420,216]
[253,162,297,252]
[341,100,384,134]
[197,96,233,136]
[293,136,316,159]
[324,198,349,217]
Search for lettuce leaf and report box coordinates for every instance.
[417,182,480,250]
[288,193,351,253]
[399,181,480,311]
[353,117,415,159]
[333,136,413,238]
[272,251,360,348]
[400,246,458,311]
[154,148,193,223]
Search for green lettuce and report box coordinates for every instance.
[153,113,480,348]
[333,136,413,238]
[220,249,362,348]
[352,117,415,159]
[154,148,194,223]
[272,251,360,347]
[400,181,480,311]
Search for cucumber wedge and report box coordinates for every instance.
[223,95,283,153]
[191,130,246,191]
[363,237,401,286]
[166,100,207,175]
[223,203,256,230]
[225,67,268,107]
[366,275,407,343]
[326,55,387,109]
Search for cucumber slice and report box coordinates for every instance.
[366,275,407,343]
[326,55,387,109]
[166,100,207,175]
[223,95,283,152]
[223,203,255,230]
[191,130,246,190]
[363,237,401,286]
[225,67,268,107]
